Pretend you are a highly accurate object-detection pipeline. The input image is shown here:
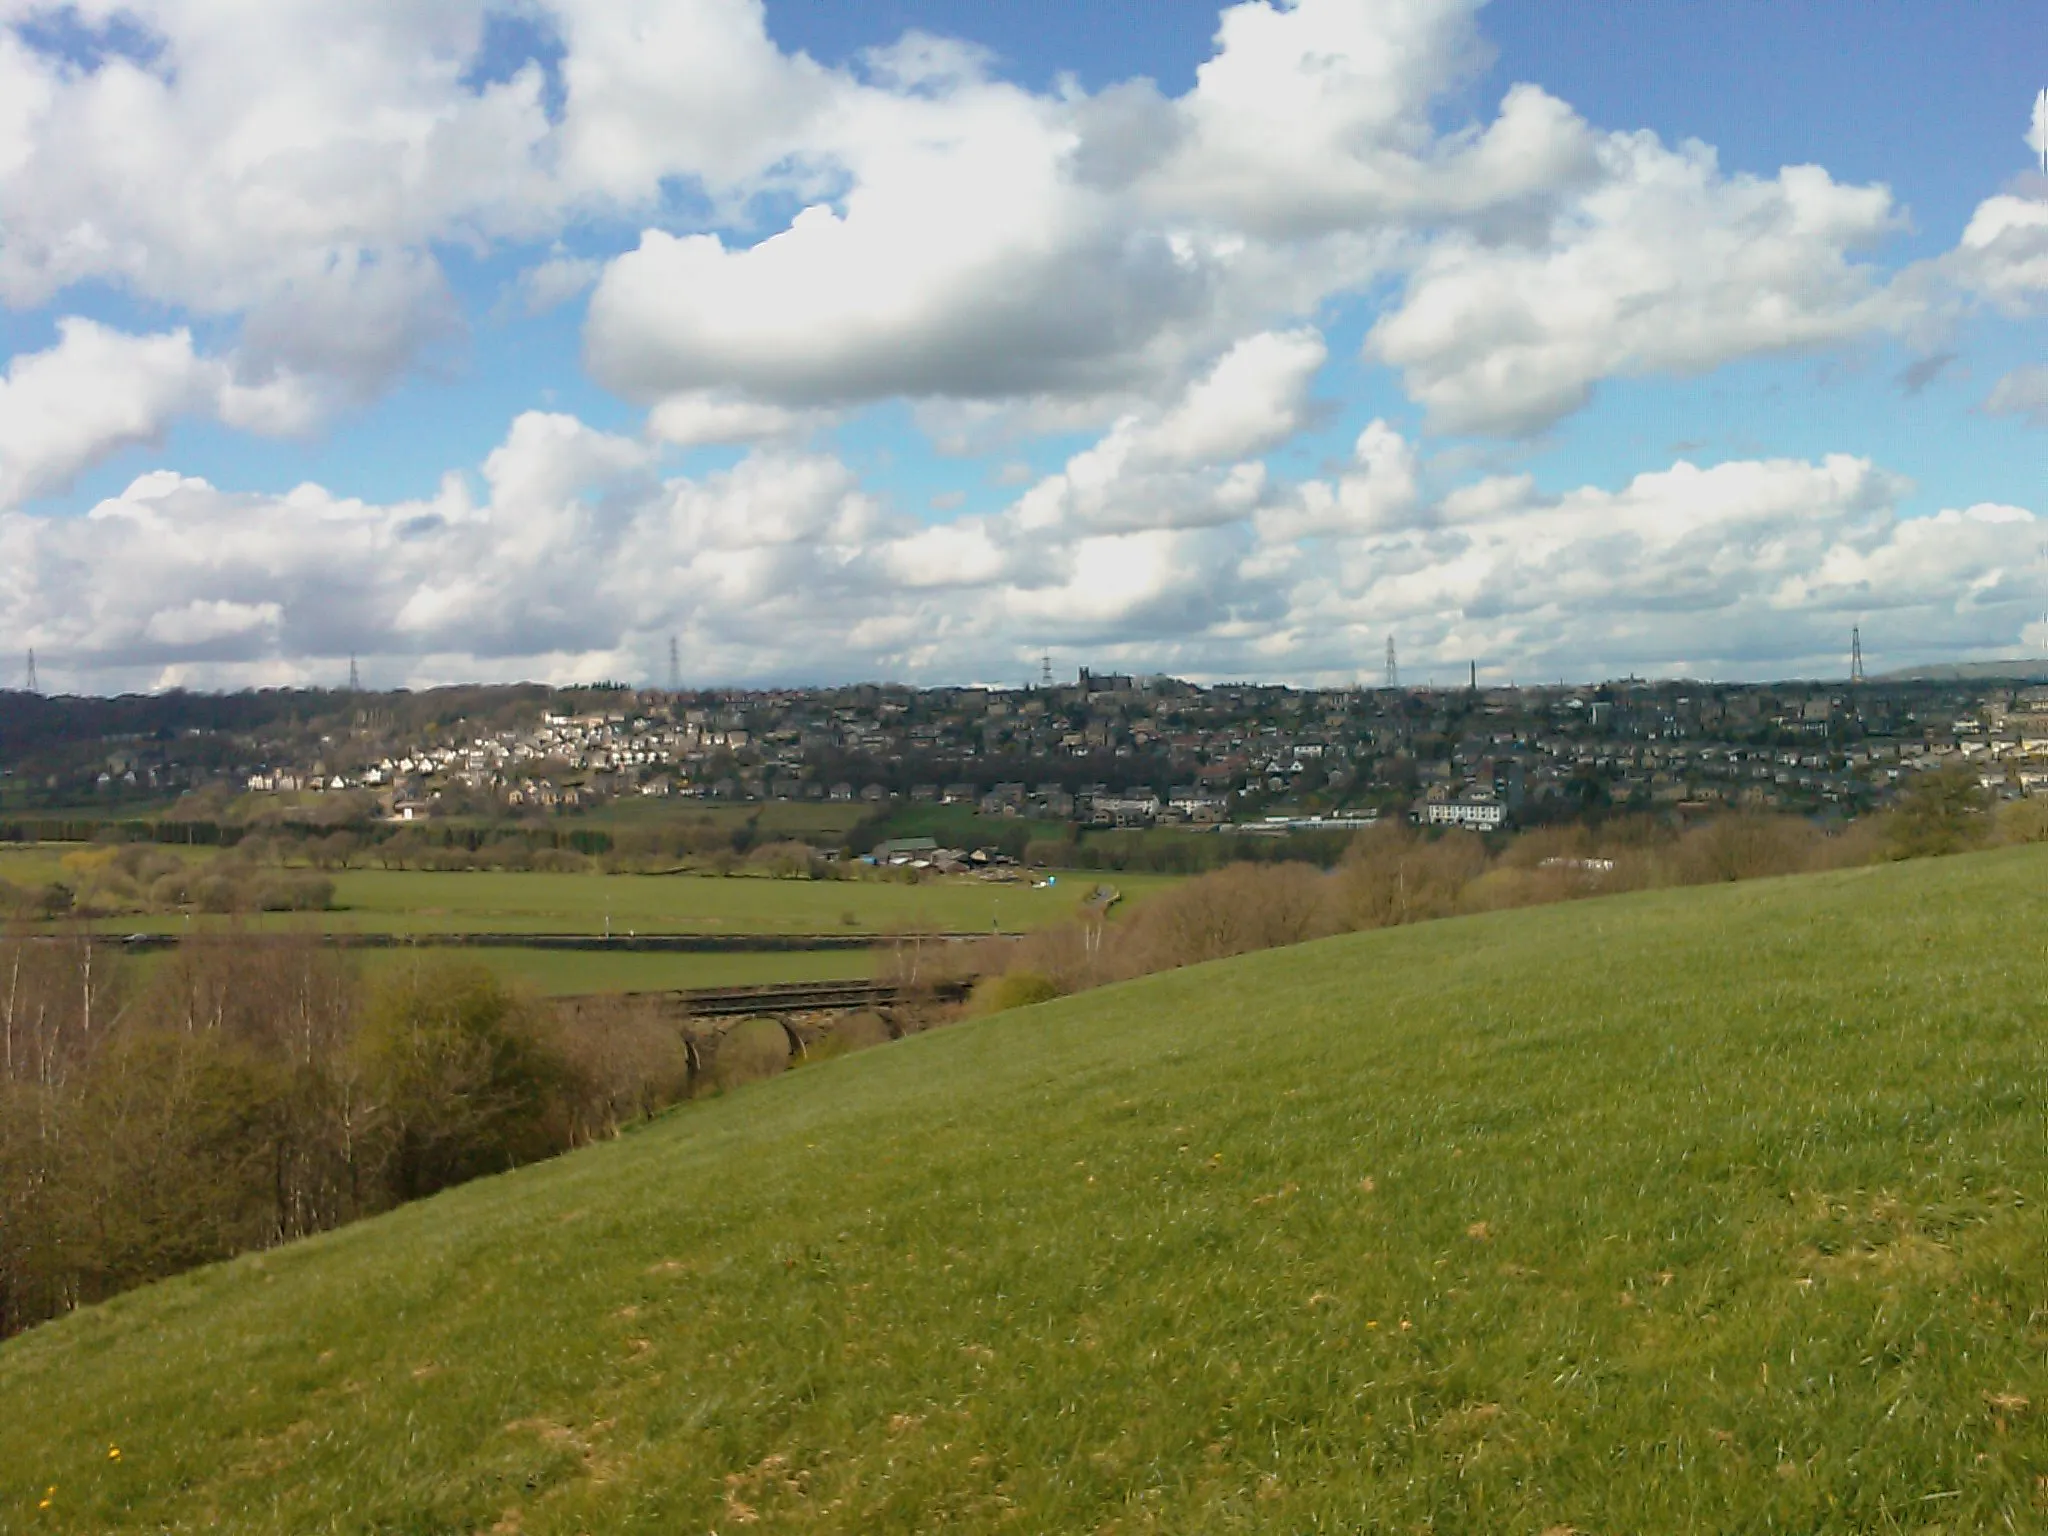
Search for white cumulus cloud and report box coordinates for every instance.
[5,403,2038,694]
[1368,137,1913,434]
[0,317,325,507]
[1948,194,2048,313]
[1984,365,2048,427]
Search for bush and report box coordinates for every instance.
[193,874,244,914]
[550,999,691,1134]
[1023,836,1078,868]
[1116,862,1338,973]
[972,971,1060,1015]
[250,874,335,912]
[1997,797,2048,845]
[1887,766,1992,860]
[708,1017,792,1092]
[356,961,576,1202]
[749,840,824,879]
[1670,814,1824,884]
[1333,827,1487,930]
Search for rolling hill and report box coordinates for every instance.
[8,847,2048,1531]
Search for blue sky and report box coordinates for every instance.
[0,0,2043,692]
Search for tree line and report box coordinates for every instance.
[0,938,688,1339]
[970,769,2025,1006]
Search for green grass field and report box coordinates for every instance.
[13,848,2048,1529]
[21,860,1168,937]
[317,867,1153,935]
[571,800,874,837]
[120,944,879,997]
[359,945,877,995]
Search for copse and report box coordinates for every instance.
[1888,763,1993,859]
[980,805,2003,1010]
[356,961,576,1202]
[0,936,695,1340]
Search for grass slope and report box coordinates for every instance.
[10,849,2048,1531]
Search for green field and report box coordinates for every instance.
[358,945,877,995]
[14,849,2048,1529]
[571,800,874,837]
[10,856,1167,937]
[122,944,878,997]
[315,867,1146,935]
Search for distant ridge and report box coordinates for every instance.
[1874,658,2048,683]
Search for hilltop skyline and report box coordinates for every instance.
[0,0,2044,694]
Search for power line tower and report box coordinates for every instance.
[23,648,38,694]
[668,635,681,694]
[1041,653,1053,689]
[1849,626,1865,685]
[1384,636,1398,690]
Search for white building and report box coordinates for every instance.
[1424,795,1507,830]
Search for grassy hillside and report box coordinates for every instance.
[9,848,2048,1530]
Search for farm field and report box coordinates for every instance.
[314,867,1150,935]
[571,800,872,837]
[12,846,2048,1529]
[9,856,1171,937]
[357,944,876,995]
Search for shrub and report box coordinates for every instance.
[1887,766,1993,860]
[250,874,335,912]
[972,971,1060,1015]
[1333,827,1487,930]
[1997,797,2048,845]
[750,840,824,879]
[708,1017,792,1092]
[549,999,691,1135]
[193,874,244,914]
[356,961,576,1202]
[1023,836,1078,868]
[1670,814,1824,884]
[532,848,593,874]
[1116,862,1338,973]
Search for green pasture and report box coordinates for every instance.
[37,861,1169,937]
[14,847,2048,1528]
[321,867,1057,936]
[358,945,876,996]
[121,940,880,998]
[573,800,872,838]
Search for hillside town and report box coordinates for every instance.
[15,669,2048,832]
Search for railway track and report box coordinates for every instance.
[668,978,972,1016]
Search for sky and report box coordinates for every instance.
[0,1,2043,695]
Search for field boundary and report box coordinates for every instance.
[28,931,1002,953]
